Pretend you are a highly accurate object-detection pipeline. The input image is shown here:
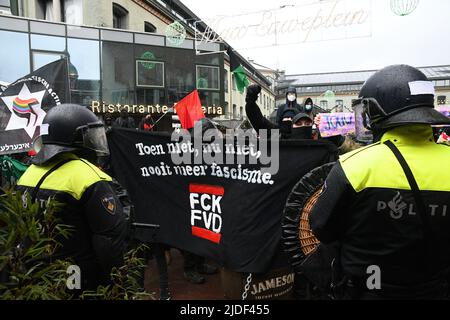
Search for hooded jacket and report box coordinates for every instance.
[276,87,302,125]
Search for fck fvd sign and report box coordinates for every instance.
[189,184,224,244]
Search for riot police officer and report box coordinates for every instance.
[310,65,450,299]
[17,104,128,291]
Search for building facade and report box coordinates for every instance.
[277,67,450,113]
[0,0,276,130]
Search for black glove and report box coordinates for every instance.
[246,84,261,103]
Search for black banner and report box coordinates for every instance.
[0,59,69,155]
[108,129,337,273]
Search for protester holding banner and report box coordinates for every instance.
[16,104,128,291]
[290,113,314,139]
[246,84,343,148]
[310,64,450,299]
[313,114,362,154]
[246,84,301,139]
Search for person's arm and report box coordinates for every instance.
[245,84,278,131]
[309,161,355,244]
[81,180,128,276]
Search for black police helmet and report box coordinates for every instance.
[358,64,450,129]
[33,104,108,165]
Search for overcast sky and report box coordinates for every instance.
[181,0,450,74]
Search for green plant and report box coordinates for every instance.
[0,189,153,300]
[81,244,153,300]
[0,189,73,299]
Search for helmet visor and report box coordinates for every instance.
[80,124,110,156]
[33,136,43,153]
[353,99,373,143]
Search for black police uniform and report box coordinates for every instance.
[310,65,450,299]
[17,153,127,290]
[15,103,128,291]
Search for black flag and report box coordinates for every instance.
[0,58,69,155]
[108,129,338,273]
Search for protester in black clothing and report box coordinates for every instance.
[113,110,136,129]
[290,113,314,139]
[303,97,314,116]
[246,84,296,139]
[246,84,341,145]
[276,87,302,125]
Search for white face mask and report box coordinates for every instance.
[287,93,296,102]
[305,104,312,111]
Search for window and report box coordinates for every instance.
[68,38,100,104]
[30,34,67,75]
[0,30,30,82]
[437,95,447,105]
[31,34,65,51]
[36,0,54,21]
[113,3,128,29]
[224,70,228,93]
[196,54,220,66]
[145,22,157,33]
[32,51,65,71]
[240,106,244,119]
[233,104,237,119]
[164,47,195,104]
[335,100,344,112]
[102,41,135,104]
[136,88,166,106]
[10,0,19,16]
[63,0,83,25]
[320,100,328,109]
[196,65,219,90]
[198,91,220,110]
[136,60,164,87]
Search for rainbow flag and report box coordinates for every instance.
[12,97,38,114]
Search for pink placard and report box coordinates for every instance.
[318,112,355,137]
[437,105,450,117]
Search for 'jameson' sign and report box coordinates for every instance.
[91,100,224,115]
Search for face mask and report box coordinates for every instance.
[287,94,296,102]
[290,126,313,139]
[305,104,312,111]
[279,120,292,138]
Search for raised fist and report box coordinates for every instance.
[246,84,261,103]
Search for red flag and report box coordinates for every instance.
[175,89,205,129]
